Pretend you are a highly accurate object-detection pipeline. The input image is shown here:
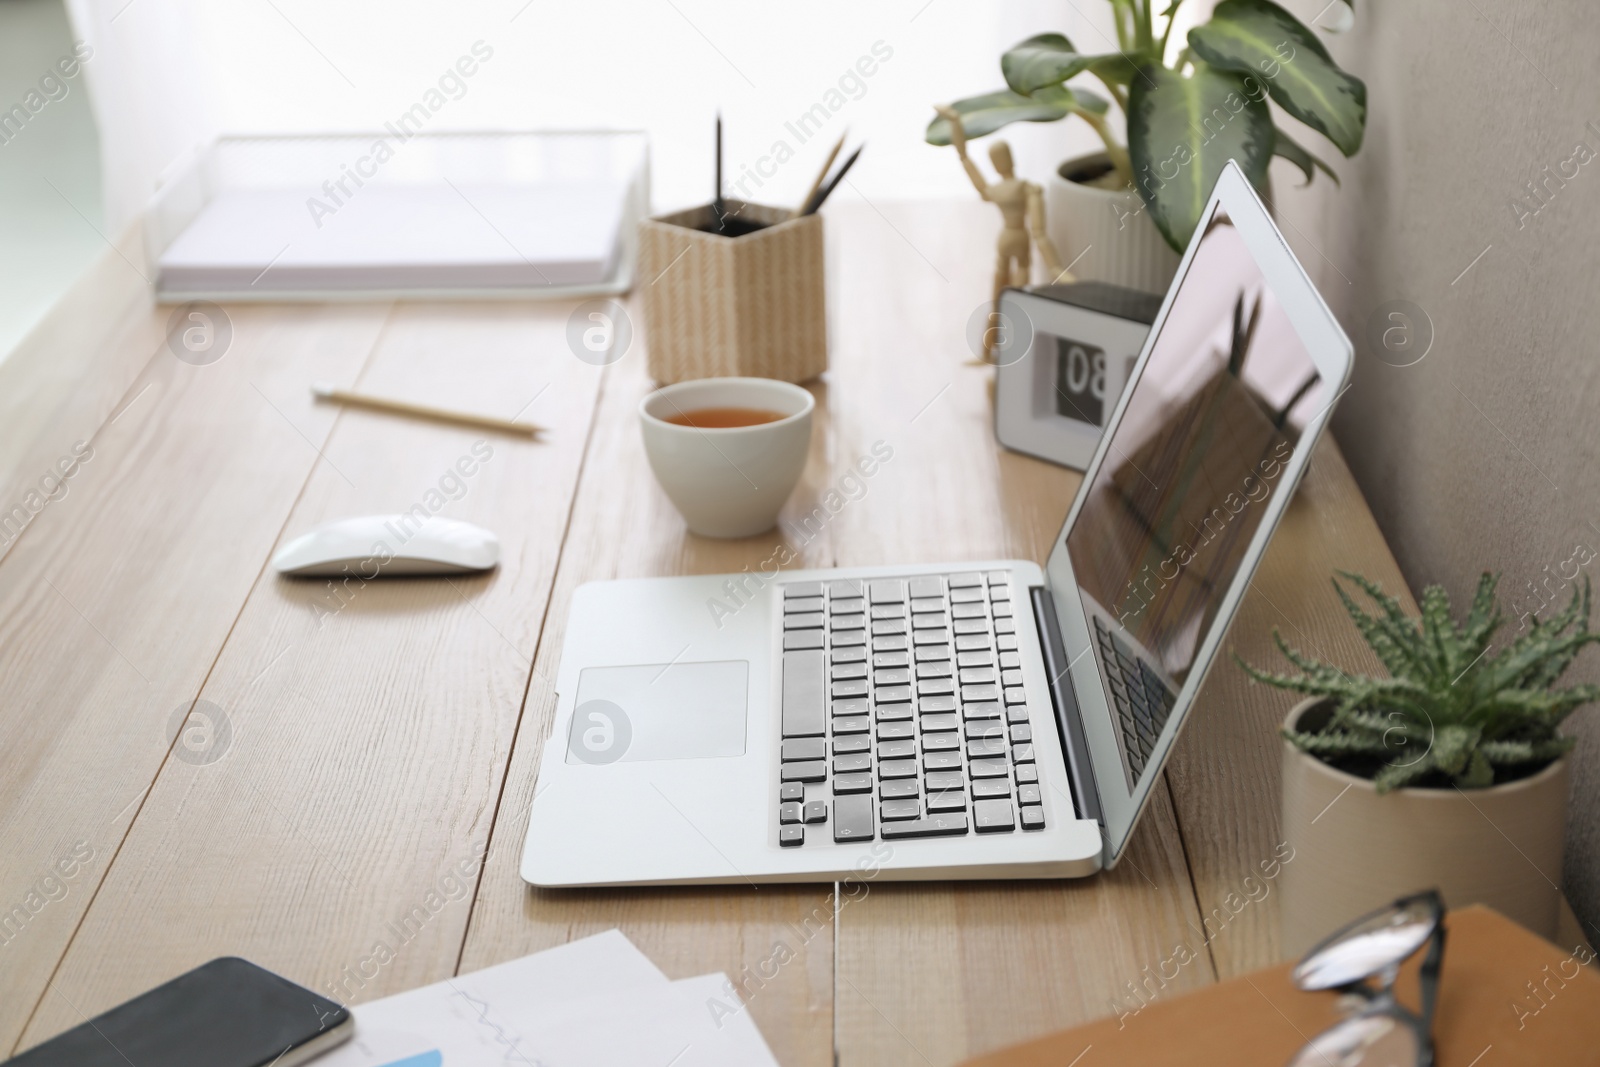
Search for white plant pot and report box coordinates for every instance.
[1279,697,1570,957]
[1044,152,1181,296]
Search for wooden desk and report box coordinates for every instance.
[0,202,1418,1064]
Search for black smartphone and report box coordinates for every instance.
[5,957,353,1067]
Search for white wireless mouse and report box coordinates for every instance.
[272,515,500,577]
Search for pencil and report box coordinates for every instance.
[802,144,862,216]
[795,131,846,218]
[311,382,544,437]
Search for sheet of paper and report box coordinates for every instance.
[313,930,669,1066]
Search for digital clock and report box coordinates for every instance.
[992,281,1162,471]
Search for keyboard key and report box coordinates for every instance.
[1007,705,1029,724]
[950,587,984,604]
[781,783,804,803]
[879,759,918,779]
[914,644,952,661]
[831,597,865,616]
[833,696,870,717]
[833,714,871,734]
[780,825,804,846]
[779,802,802,824]
[958,650,995,667]
[912,629,949,645]
[869,579,906,603]
[784,630,825,651]
[1018,784,1041,805]
[1003,686,1027,705]
[881,799,921,821]
[1000,669,1024,687]
[952,619,989,636]
[959,667,996,684]
[999,651,1021,668]
[874,668,911,685]
[873,618,908,636]
[876,686,913,704]
[970,758,1009,778]
[1020,805,1046,830]
[926,790,966,812]
[912,613,949,630]
[784,596,824,614]
[832,662,867,681]
[875,635,909,652]
[988,580,1011,598]
[828,579,863,598]
[910,596,945,613]
[873,651,910,668]
[882,813,969,838]
[997,634,1018,651]
[1013,743,1035,763]
[948,572,982,587]
[781,738,825,761]
[951,602,987,619]
[965,721,1004,740]
[991,601,1013,619]
[874,703,913,722]
[782,650,825,738]
[1010,724,1032,743]
[782,760,827,782]
[916,660,953,678]
[986,571,1009,585]
[962,684,1000,702]
[786,581,823,598]
[925,770,965,792]
[956,634,992,651]
[920,713,958,732]
[876,721,914,740]
[967,738,1006,758]
[917,677,954,695]
[972,778,1011,799]
[834,753,871,774]
[831,613,866,631]
[877,739,915,759]
[974,799,1016,833]
[994,617,1016,634]
[834,795,875,841]
[832,629,866,647]
[920,694,957,714]
[921,733,960,752]
[1015,764,1039,784]
[805,801,828,823]
[922,751,962,772]
[871,603,905,620]
[834,773,873,794]
[962,702,1001,720]
[909,575,944,599]
[879,779,919,799]
[832,679,868,698]
[834,735,870,754]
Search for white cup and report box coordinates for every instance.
[640,377,815,539]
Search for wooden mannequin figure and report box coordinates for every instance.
[935,105,1074,360]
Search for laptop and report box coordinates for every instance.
[521,162,1353,887]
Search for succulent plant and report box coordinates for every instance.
[1240,572,1600,792]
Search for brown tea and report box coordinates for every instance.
[662,406,786,429]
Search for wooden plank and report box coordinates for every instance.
[456,301,839,1067]
[1159,437,1421,978]
[826,201,1215,1066]
[13,301,605,1050]
[0,300,393,1052]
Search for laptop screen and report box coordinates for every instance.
[1065,207,1326,690]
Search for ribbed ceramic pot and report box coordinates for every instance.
[1280,697,1569,956]
[1043,152,1180,296]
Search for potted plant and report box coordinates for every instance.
[1241,572,1599,954]
[926,0,1365,293]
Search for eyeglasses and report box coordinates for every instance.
[1286,890,1446,1067]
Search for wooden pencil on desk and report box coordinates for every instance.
[311,382,544,436]
[795,131,847,218]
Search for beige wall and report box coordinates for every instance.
[1317,2,1600,933]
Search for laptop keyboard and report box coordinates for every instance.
[776,571,1047,847]
[1091,616,1176,781]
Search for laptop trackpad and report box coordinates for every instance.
[565,660,748,764]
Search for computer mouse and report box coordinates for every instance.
[272,514,499,577]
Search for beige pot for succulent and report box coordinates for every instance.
[1280,697,1570,956]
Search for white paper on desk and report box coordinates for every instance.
[313,929,668,1066]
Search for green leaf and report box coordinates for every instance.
[1126,62,1273,251]
[1272,126,1339,186]
[1001,33,1134,95]
[925,85,1077,146]
[1187,0,1367,156]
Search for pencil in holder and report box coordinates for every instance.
[637,200,827,384]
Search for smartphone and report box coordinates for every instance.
[5,957,353,1067]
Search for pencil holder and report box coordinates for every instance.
[637,200,827,384]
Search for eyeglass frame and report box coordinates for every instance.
[1290,889,1447,1067]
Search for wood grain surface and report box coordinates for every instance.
[0,201,1423,1065]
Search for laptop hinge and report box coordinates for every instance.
[1030,586,1102,826]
